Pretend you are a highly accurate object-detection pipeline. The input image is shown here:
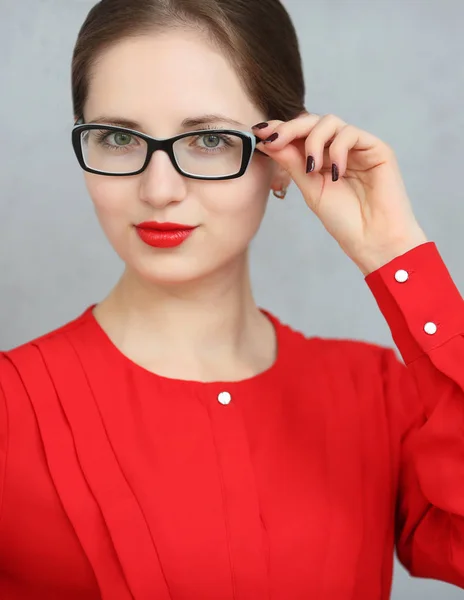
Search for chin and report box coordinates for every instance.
[115,234,248,286]
[127,255,223,287]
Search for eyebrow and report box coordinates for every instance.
[88,114,246,130]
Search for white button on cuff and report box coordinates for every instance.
[218,391,232,405]
[424,322,438,335]
[395,269,409,283]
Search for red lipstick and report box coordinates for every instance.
[135,221,198,248]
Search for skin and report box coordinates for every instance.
[79,29,291,382]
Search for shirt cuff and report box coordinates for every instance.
[364,242,464,365]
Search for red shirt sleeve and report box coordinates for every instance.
[0,357,8,530]
[365,241,464,587]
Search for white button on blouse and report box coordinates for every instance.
[395,269,409,283]
[217,391,232,405]
[424,322,438,335]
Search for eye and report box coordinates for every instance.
[112,132,133,146]
[202,134,221,148]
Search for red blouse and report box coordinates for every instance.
[0,241,463,600]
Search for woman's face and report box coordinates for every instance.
[81,30,289,284]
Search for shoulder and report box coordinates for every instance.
[0,308,93,524]
[274,313,413,431]
[0,306,94,391]
[273,310,397,371]
[272,311,412,411]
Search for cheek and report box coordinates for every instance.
[204,164,272,238]
[84,175,135,234]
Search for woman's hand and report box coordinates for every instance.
[253,112,428,275]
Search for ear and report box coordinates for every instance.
[270,164,292,198]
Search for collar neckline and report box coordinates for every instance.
[80,304,287,389]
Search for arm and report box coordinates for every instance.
[0,357,8,533]
[366,241,464,587]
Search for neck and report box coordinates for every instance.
[92,251,275,379]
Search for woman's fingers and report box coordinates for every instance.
[252,112,321,147]
[253,114,347,182]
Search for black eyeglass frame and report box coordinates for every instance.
[71,117,266,180]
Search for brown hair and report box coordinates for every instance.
[71,0,306,124]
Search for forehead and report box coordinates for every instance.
[85,31,261,135]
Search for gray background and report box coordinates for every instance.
[0,0,463,597]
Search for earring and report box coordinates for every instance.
[273,186,287,199]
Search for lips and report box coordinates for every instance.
[135,222,197,248]
[136,221,196,231]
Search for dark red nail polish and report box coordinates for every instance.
[332,163,339,182]
[252,122,269,130]
[306,156,315,173]
[263,133,279,143]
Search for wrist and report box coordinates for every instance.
[356,230,429,276]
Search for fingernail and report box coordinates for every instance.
[306,156,315,173]
[332,163,339,182]
[251,122,269,130]
[263,133,279,143]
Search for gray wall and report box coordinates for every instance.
[1,0,463,597]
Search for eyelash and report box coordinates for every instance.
[198,126,235,149]
[93,126,235,152]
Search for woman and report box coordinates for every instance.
[0,0,463,598]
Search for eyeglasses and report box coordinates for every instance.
[71,118,265,180]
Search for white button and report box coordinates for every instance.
[424,322,437,335]
[395,269,409,283]
[217,391,232,405]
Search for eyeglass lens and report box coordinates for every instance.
[80,128,246,176]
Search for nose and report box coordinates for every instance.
[139,149,188,209]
